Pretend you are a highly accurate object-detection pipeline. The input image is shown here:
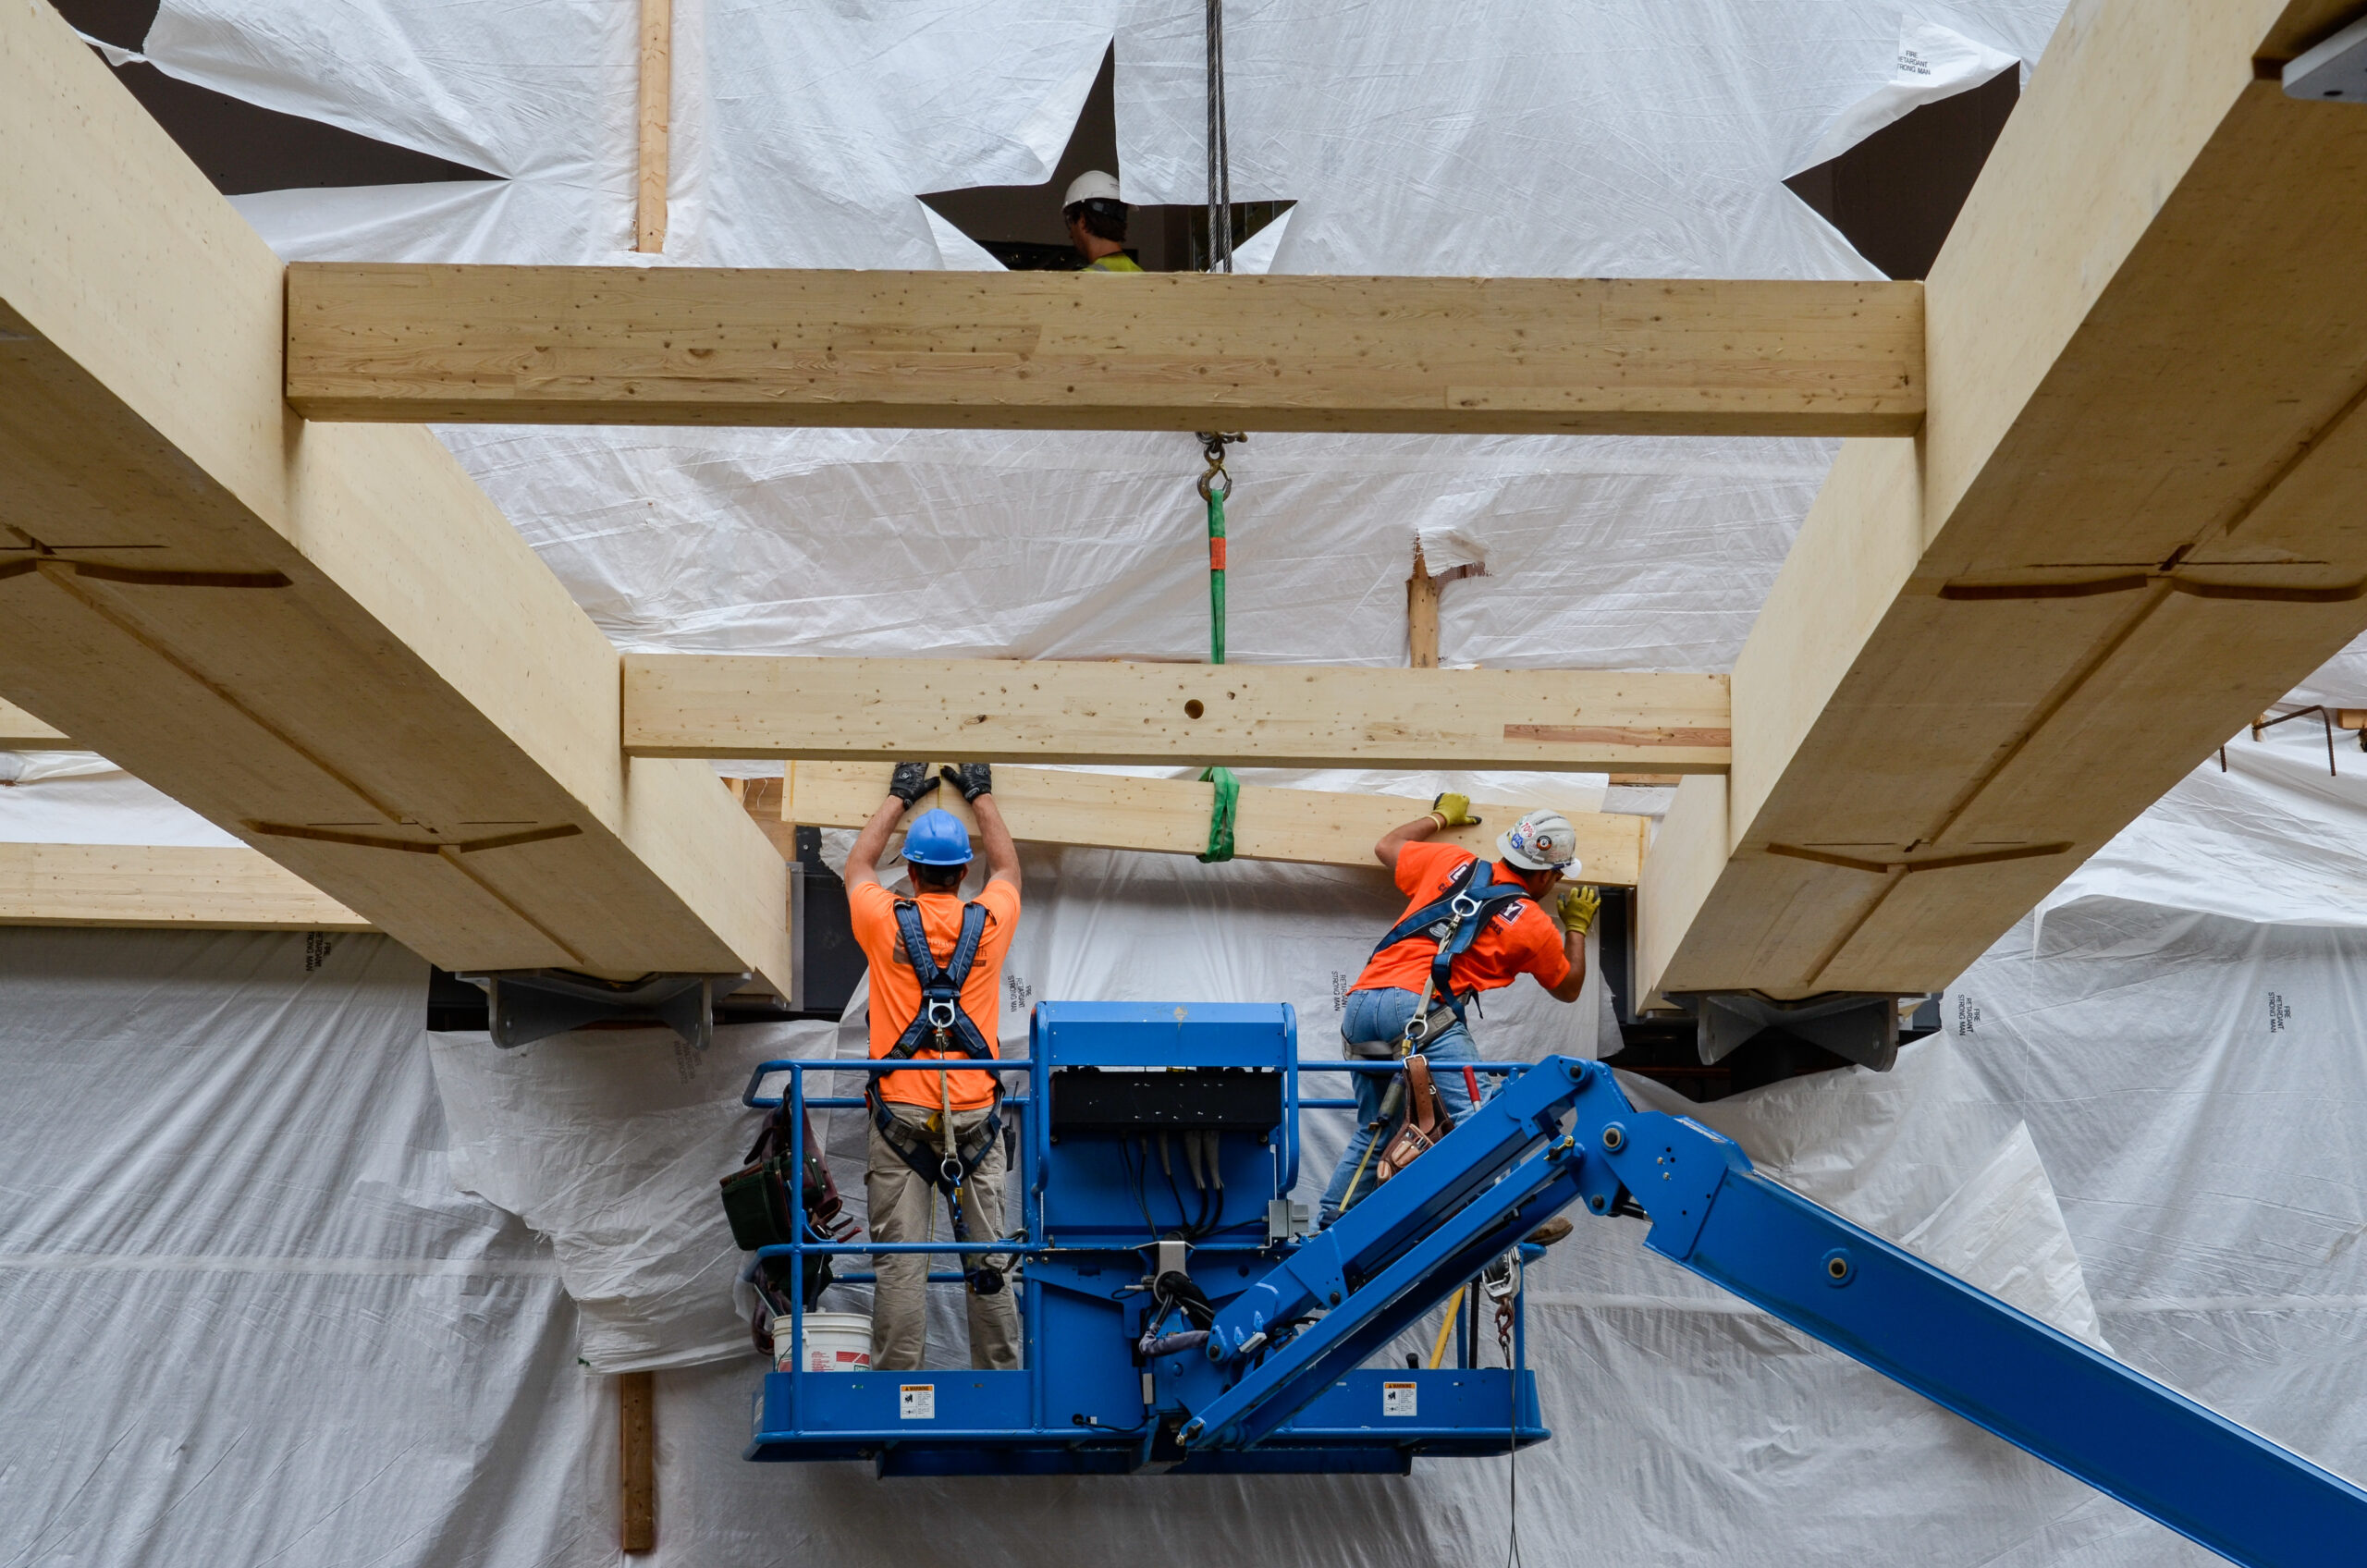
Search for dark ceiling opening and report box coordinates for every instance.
[1786,68,2019,280]
[921,47,1286,272]
[49,0,497,197]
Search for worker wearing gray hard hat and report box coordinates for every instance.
[1318,799,1599,1226]
[1061,169,1142,272]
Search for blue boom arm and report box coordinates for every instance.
[1166,1057,2367,1568]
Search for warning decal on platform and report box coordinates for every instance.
[1382,1380,1417,1417]
[900,1383,936,1419]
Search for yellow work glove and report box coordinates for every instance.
[1557,885,1601,937]
[1428,791,1480,829]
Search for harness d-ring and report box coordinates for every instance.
[1448,893,1481,920]
[940,1155,964,1187]
[925,998,959,1030]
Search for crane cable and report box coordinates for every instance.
[1205,0,1233,274]
[1188,0,1243,864]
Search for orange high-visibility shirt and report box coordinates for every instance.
[1350,841,1569,1000]
[849,879,1019,1110]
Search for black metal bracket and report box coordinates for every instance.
[453,968,752,1050]
[1664,990,1935,1074]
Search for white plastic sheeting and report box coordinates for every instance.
[10,898,2367,1564]
[0,929,600,1568]
[17,904,2353,1567]
[2042,719,2367,935]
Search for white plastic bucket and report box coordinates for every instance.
[777,1311,873,1374]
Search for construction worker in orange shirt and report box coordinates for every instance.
[844,761,1023,1371]
[1318,795,1599,1226]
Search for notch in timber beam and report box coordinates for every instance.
[786,761,1648,885]
[624,656,1732,775]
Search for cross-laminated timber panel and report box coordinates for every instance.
[623,656,1731,774]
[1640,0,2367,1000]
[283,265,1925,437]
[0,0,785,985]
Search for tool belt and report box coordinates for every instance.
[867,1085,1002,1196]
[720,1099,859,1314]
[1342,989,1466,1059]
[1375,1054,1453,1184]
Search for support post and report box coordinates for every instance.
[635,0,670,253]
[1406,545,1439,669]
[619,1369,656,1552]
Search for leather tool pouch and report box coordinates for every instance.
[1375,1054,1454,1184]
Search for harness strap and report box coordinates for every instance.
[1369,858,1535,1028]
[885,899,997,1061]
[868,1087,1000,1197]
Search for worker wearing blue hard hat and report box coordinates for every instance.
[1319,797,1600,1229]
[844,760,1024,1372]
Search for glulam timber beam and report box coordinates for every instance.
[283,266,1924,436]
[786,761,1648,884]
[0,842,369,929]
[1640,0,2367,1000]
[624,656,1731,774]
[0,2,786,985]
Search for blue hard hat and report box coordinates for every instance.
[901,807,975,867]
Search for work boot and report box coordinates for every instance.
[1525,1217,1573,1247]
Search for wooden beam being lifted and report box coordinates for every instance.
[624,655,1731,774]
[0,842,370,930]
[1640,0,2367,999]
[283,266,1925,436]
[785,761,1648,884]
[0,1,786,985]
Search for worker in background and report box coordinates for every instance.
[1319,798,1600,1227]
[845,761,1023,1372]
[1062,169,1143,272]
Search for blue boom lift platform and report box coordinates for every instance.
[742,1002,2367,1568]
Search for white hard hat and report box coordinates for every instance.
[1062,169,1124,210]
[1498,809,1581,874]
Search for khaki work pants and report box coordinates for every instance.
[865,1102,1023,1372]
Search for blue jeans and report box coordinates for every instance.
[1318,987,1484,1226]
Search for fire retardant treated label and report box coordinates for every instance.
[900,1384,936,1420]
[1383,1381,1417,1417]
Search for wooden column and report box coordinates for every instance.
[634,0,671,253]
[619,1370,656,1553]
[1406,546,1439,668]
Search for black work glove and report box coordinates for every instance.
[888,760,940,806]
[940,763,993,802]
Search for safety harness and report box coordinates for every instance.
[869,898,1008,1292]
[1369,857,1538,1041]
